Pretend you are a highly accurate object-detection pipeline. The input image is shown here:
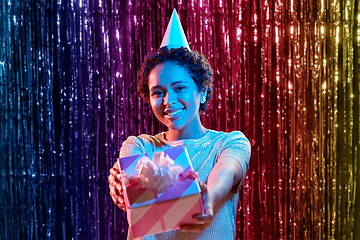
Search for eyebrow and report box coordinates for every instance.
[149,81,187,91]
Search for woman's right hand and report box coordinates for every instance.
[108,163,126,211]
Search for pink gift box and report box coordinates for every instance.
[117,147,204,238]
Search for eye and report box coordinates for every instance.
[151,90,164,97]
[174,86,186,91]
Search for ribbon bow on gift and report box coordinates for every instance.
[136,152,184,193]
[121,152,184,194]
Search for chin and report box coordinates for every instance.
[166,122,188,131]
[166,124,183,131]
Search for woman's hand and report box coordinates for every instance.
[108,163,126,211]
[180,182,214,232]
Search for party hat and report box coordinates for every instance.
[160,9,191,50]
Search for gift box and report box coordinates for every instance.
[117,146,204,238]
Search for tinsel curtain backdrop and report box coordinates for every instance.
[1,0,359,239]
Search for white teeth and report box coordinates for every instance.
[166,109,183,117]
[171,109,183,115]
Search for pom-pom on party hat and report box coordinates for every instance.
[160,9,190,50]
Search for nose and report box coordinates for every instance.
[163,90,176,106]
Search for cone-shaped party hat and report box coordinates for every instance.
[160,9,190,50]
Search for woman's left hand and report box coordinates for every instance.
[180,182,214,232]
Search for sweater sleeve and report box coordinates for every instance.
[219,131,251,188]
[119,136,146,158]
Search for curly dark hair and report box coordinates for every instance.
[137,47,213,113]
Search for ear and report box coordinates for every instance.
[200,90,207,104]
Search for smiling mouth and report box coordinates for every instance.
[165,109,184,119]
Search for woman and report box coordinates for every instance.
[108,46,251,239]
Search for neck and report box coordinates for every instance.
[165,124,207,141]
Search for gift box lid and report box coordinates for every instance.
[117,147,201,208]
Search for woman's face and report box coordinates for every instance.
[148,61,205,134]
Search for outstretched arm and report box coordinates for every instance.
[207,156,243,206]
[180,156,243,232]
